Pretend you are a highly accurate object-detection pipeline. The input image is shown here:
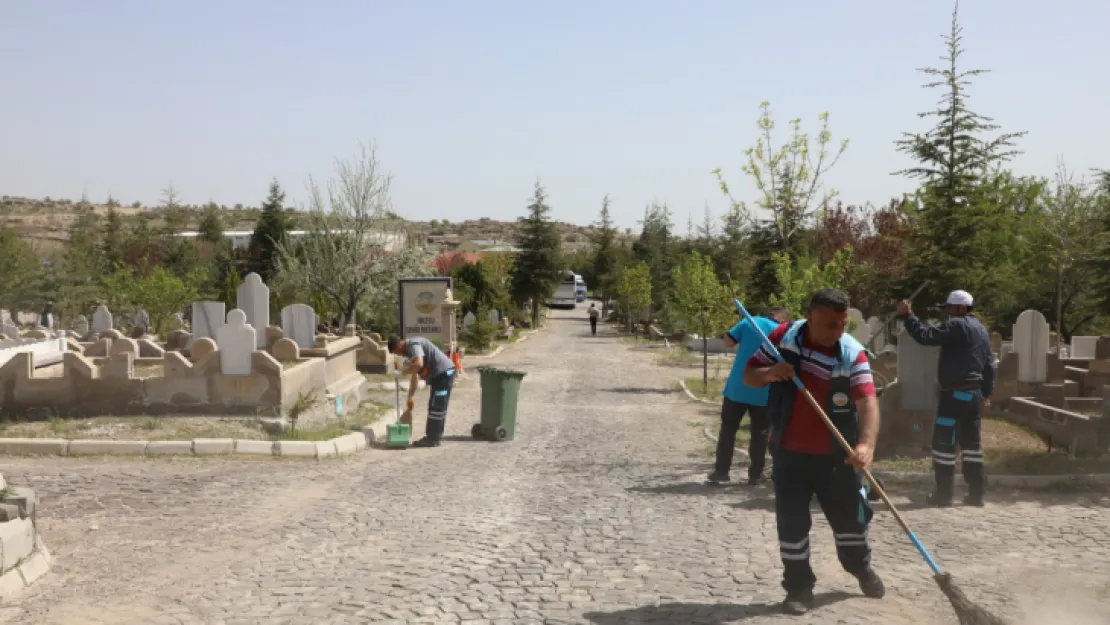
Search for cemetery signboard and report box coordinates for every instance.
[398,277,452,346]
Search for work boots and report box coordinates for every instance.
[856,568,886,599]
[781,588,815,615]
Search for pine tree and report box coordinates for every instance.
[510,180,562,327]
[198,202,225,244]
[894,0,1025,304]
[590,195,618,309]
[100,206,125,270]
[248,179,292,282]
[632,202,675,316]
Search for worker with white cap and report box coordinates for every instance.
[896,290,995,507]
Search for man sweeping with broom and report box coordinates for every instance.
[388,335,456,448]
[744,289,885,615]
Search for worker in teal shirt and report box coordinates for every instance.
[708,307,790,485]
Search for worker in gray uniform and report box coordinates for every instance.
[897,290,995,507]
[388,336,457,448]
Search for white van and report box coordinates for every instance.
[547,273,578,309]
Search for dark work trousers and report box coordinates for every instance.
[715,398,771,480]
[589,316,598,335]
[774,450,874,592]
[931,388,985,499]
[425,369,456,441]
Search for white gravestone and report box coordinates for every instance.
[489,309,500,325]
[72,315,89,337]
[217,309,255,376]
[280,304,316,349]
[91,305,113,333]
[236,272,270,348]
[866,316,886,352]
[897,325,941,412]
[1013,310,1049,383]
[848,308,868,344]
[0,323,18,340]
[462,312,476,329]
[191,301,226,345]
[1070,336,1098,360]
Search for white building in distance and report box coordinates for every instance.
[174,229,408,252]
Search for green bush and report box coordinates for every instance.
[463,308,497,352]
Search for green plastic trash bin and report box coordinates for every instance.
[471,366,527,442]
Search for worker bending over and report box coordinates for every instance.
[388,336,457,448]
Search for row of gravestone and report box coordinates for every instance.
[41,273,318,350]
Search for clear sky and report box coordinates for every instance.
[2,1,1107,231]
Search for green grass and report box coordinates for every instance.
[873,417,1110,475]
[276,401,388,442]
[683,376,726,402]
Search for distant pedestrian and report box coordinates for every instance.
[588,303,600,335]
[708,307,789,486]
[897,290,994,507]
[38,302,55,330]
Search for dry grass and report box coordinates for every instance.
[873,416,1110,475]
[683,376,726,402]
[0,401,388,443]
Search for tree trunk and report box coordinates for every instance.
[702,336,709,396]
[1055,260,1064,352]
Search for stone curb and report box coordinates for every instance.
[870,471,1110,489]
[700,430,1110,489]
[0,427,379,460]
[700,427,751,461]
[465,330,533,361]
[678,378,717,405]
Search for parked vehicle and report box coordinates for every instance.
[547,272,578,309]
[574,274,587,302]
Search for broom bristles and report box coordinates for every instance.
[934,573,1010,625]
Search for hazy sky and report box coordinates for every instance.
[2,1,1107,231]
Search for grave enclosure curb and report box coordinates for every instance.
[0,426,388,460]
[678,378,717,405]
[683,379,1110,490]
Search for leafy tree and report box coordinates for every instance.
[510,180,563,328]
[462,306,498,352]
[275,142,422,329]
[198,202,225,244]
[160,184,189,234]
[0,228,43,312]
[714,101,848,254]
[453,255,512,317]
[813,200,914,315]
[769,247,855,320]
[101,265,206,334]
[631,202,676,320]
[1035,162,1102,340]
[894,1,1026,306]
[615,261,652,334]
[249,179,293,282]
[671,251,734,393]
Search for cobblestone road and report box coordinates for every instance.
[3,307,1110,624]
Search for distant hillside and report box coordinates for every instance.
[0,195,636,256]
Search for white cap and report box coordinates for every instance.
[945,290,973,307]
